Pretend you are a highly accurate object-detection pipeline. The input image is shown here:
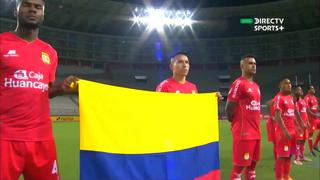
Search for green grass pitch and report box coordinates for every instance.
[52,120,319,180]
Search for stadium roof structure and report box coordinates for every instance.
[109,0,283,8]
[0,0,319,38]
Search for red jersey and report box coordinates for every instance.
[156,77,198,93]
[0,32,58,141]
[304,94,319,120]
[227,77,261,140]
[273,93,295,131]
[295,98,308,125]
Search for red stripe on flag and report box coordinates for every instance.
[194,169,220,180]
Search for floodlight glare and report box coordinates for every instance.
[132,7,195,31]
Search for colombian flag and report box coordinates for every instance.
[79,80,220,180]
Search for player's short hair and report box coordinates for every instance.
[282,78,291,83]
[170,52,189,63]
[293,85,302,91]
[277,78,290,87]
[16,0,45,6]
[241,54,256,61]
[307,85,314,90]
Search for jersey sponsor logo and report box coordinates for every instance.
[284,145,289,152]
[283,108,294,117]
[4,69,48,92]
[13,70,44,81]
[3,49,19,57]
[311,105,318,110]
[14,70,28,80]
[245,100,260,111]
[41,52,51,64]
[300,107,307,113]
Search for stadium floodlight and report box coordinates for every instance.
[132,7,194,31]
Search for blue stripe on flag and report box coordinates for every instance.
[80,142,220,180]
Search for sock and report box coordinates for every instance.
[300,142,305,159]
[308,133,313,152]
[283,158,291,179]
[275,159,284,180]
[230,165,244,180]
[294,143,300,160]
[245,161,257,180]
[313,132,320,148]
[273,142,277,161]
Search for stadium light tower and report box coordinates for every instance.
[132,7,195,32]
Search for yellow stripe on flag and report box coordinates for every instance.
[79,80,219,154]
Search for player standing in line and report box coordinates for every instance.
[156,52,223,178]
[0,0,78,179]
[156,52,198,93]
[226,55,261,180]
[273,79,295,180]
[304,85,320,156]
[292,86,311,165]
[156,52,223,98]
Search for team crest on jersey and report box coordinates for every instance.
[284,145,289,152]
[41,52,51,64]
[244,153,250,160]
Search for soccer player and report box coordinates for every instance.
[0,0,78,179]
[226,55,261,180]
[304,85,320,155]
[156,52,198,93]
[156,52,224,101]
[293,86,311,165]
[273,79,295,180]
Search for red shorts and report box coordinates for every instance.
[296,129,308,141]
[232,139,261,166]
[309,118,320,132]
[266,118,276,142]
[0,140,59,180]
[275,130,296,158]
